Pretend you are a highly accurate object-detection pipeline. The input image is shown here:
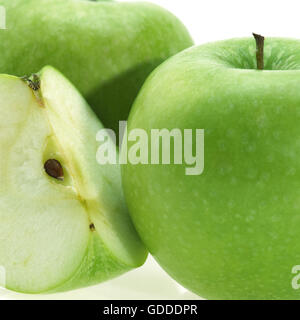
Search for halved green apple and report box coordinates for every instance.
[0,66,147,293]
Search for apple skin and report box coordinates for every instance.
[122,38,300,300]
[0,0,193,134]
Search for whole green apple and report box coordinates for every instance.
[0,0,193,134]
[121,37,300,299]
[0,66,146,293]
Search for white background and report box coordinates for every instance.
[123,0,300,44]
[3,0,300,300]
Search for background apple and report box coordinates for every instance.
[0,0,193,134]
[122,37,300,299]
[0,66,146,293]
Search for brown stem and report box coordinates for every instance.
[253,33,264,70]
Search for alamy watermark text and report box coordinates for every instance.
[96,121,204,176]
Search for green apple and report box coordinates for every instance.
[0,66,146,294]
[0,0,193,134]
[121,36,300,299]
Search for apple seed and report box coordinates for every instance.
[44,159,64,181]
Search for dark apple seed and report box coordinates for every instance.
[44,159,64,180]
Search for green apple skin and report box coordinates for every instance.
[122,38,300,300]
[0,66,146,294]
[0,0,193,134]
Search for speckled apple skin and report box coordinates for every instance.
[122,38,300,299]
[0,0,193,133]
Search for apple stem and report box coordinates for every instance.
[21,74,40,91]
[253,33,264,70]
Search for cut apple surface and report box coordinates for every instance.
[0,66,147,293]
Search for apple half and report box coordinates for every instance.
[0,66,147,293]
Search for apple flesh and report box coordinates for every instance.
[122,37,300,300]
[0,66,146,294]
[0,0,193,134]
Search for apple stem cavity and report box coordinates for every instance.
[253,33,264,70]
[44,159,64,181]
[21,74,45,107]
[21,74,40,91]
